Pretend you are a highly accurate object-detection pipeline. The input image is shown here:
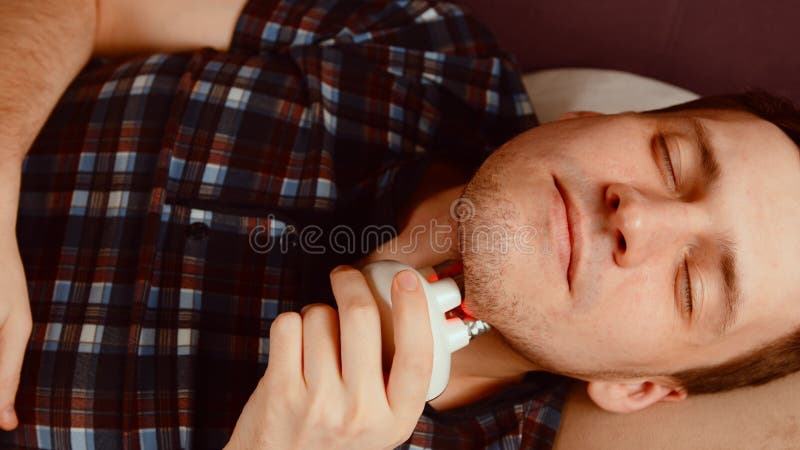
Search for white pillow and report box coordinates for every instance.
[522,68,699,123]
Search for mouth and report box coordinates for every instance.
[553,177,579,290]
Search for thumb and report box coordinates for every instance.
[0,306,32,431]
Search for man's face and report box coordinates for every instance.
[458,109,800,382]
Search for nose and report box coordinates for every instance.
[604,183,706,266]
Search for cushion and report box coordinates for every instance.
[523,68,699,123]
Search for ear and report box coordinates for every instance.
[586,380,688,414]
[556,111,604,121]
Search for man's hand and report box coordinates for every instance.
[0,0,97,431]
[225,266,433,450]
[0,232,31,431]
[0,157,30,431]
[0,0,251,431]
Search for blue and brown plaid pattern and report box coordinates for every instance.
[3,1,566,448]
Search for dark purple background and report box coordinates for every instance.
[458,0,800,104]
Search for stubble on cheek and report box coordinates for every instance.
[457,171,520,320]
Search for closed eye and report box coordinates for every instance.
[657,135,678,191]
[682,258,693,316]
[657,134,694,319]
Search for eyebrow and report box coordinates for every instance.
[690,118,742,336]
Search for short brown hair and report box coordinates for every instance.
[650,91,800,395]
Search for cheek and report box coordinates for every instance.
[545,270,675,367]
[548,128,654,187]
[589,279,677,366]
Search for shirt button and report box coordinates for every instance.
[187,222,210,240]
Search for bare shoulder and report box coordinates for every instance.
[554,372,800,449]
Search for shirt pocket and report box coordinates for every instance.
[153,200,349,319]
[163,49,342,214]
[154,202,302,324]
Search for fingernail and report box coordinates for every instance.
[397,270,419,291]
[331,265,349,274]
[300,304,312,314]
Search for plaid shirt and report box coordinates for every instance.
[4,1,568,448]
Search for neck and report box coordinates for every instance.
[450,328,540,379]
[426,328,540,411]
[353,183,466,271]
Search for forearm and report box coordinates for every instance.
[0,0,248,154]
[0,0,97,165]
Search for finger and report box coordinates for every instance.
[386,270,433,420]
[0,306,32,431]
[300,303,342,391]
[329,266,384,398]
[265,312,304,387]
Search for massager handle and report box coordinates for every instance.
[361,260,470,401]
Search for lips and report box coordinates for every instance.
[553,177,577,289]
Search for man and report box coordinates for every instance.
[1,1,798,449]
[1,1,563,448]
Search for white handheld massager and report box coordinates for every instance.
[361,260,491,401]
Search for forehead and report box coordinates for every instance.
[664,109,800,347]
